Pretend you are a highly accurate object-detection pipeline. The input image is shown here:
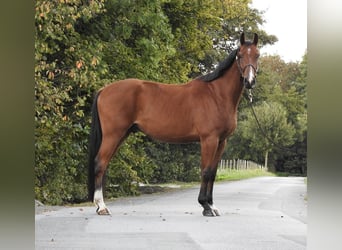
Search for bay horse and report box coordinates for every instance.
[88,32,260,216]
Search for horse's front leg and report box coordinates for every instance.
[198,139,226,216]
[206,178,220,216]
[207,140,226,216]
[198,136,220,216]
[199,168,218,216]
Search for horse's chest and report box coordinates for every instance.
[219,114,237,138]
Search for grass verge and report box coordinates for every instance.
[216,168,276,182]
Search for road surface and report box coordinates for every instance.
[35,176,307,250]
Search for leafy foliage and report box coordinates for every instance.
[35,0,107,204]
[240,102,296,169]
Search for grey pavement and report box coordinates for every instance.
[35,176,307,250]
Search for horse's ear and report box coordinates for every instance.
[240,32,245,45]
[253,33,258,45]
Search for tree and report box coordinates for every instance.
[167,0,278,77]
[35,0,107,204]
[276,52,307,174]
[240,102,296,170]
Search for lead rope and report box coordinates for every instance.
[243,90,296,153]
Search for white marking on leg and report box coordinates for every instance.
[94,188,111,214]
[210,204,218,210]
[94,188,104,206]
[210,204,220,216]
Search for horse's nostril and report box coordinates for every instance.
[243,77,257,89]
[243,79,252,89]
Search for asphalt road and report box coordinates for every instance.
[35,176,307,250]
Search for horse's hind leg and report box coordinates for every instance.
[94,132,127,215]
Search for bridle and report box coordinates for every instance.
[237,62,258,77]
[236,50,259,89]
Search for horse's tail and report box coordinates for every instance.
[88,91,102,201]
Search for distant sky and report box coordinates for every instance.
[250,0,307,62]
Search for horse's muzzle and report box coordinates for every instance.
[243,78,256,89]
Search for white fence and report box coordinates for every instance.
[219,159,265,171]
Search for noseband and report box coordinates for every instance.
[236,57,258,79]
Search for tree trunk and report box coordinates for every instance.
[264,150,269,170]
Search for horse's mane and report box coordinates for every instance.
[198,48,239,82]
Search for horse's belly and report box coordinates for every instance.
[135,119,199,143]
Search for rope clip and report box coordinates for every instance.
[248,89,253,103]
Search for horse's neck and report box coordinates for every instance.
[211,62,244,110]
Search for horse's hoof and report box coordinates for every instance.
[202,209,216,217]
[97,207,111,215]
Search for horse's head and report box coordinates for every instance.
[237,33,260,89]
